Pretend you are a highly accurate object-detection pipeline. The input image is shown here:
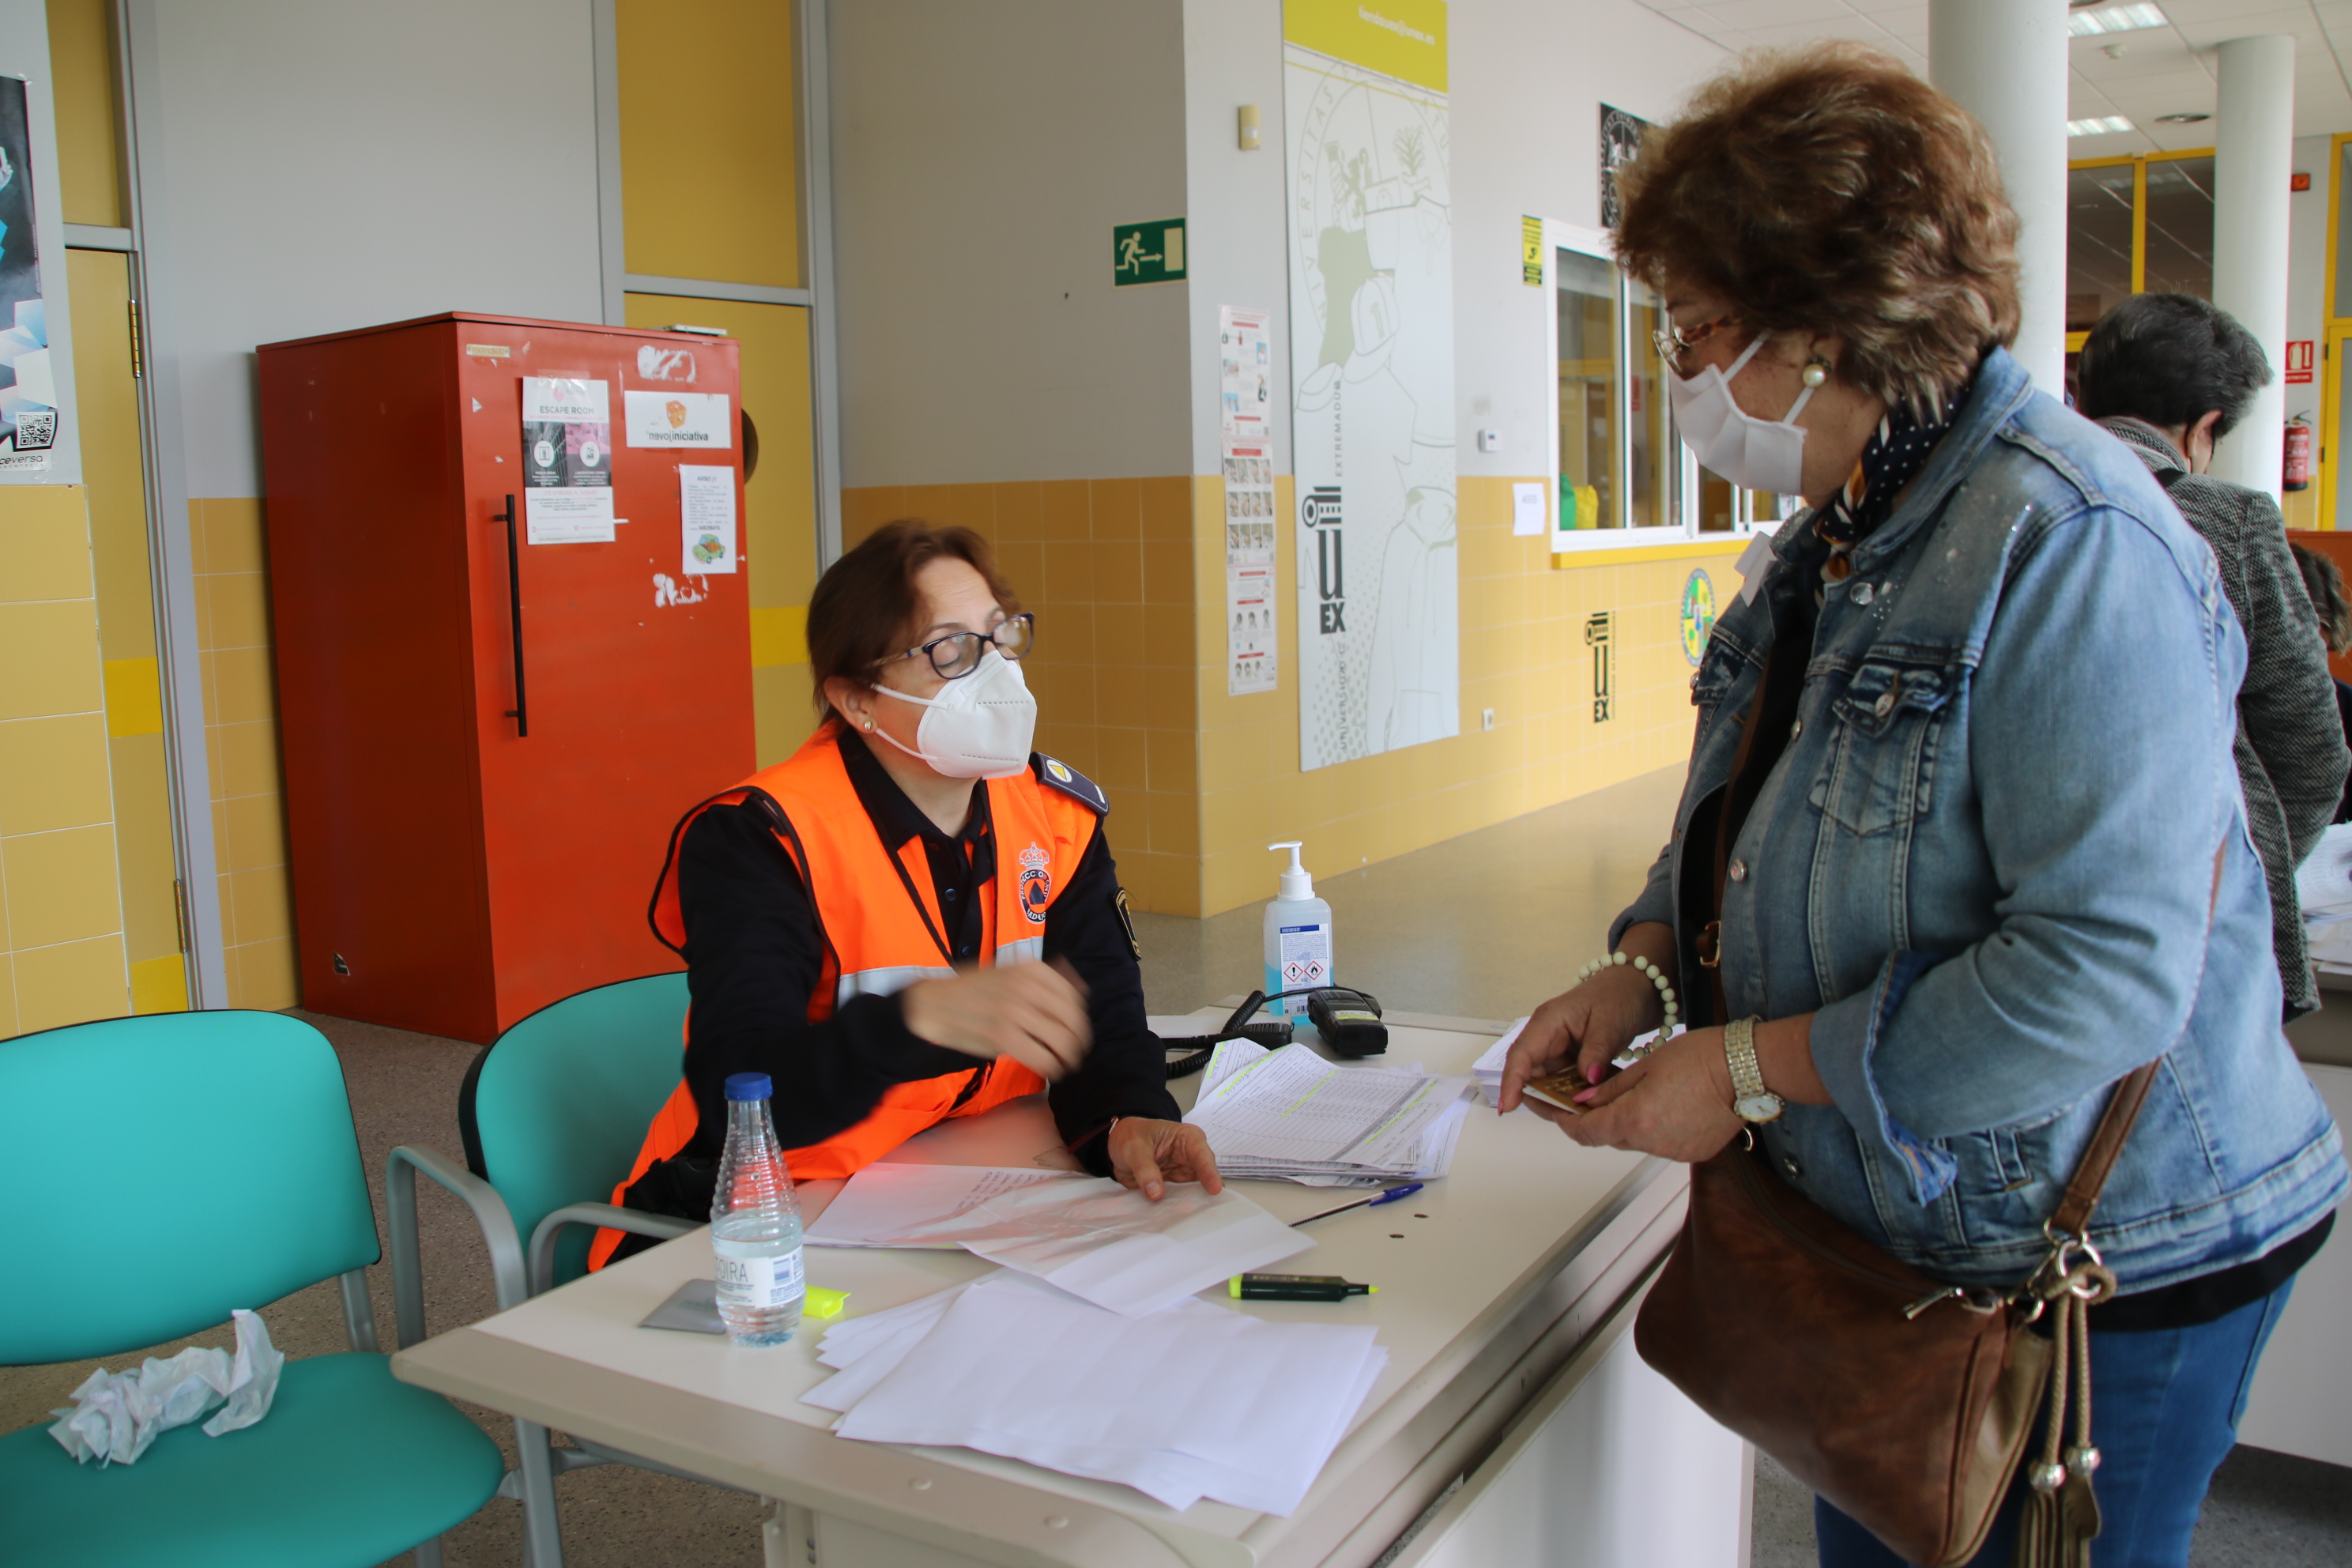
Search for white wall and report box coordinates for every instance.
[830,0,1191,488]
[142,0,605,500]
[1178,0,1724,484]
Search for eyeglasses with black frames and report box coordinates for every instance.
[888,612,1036,679]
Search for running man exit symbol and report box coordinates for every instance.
[1113,218,1187,285]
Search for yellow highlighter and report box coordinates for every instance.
[803,1287,850,1321]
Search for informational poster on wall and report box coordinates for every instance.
[1220,305,1273,444]
[1227,562,1277,695]
[522,376,616,543]
[679,464,737,574]
[1283,0,1458,770]
[0,77,58,472]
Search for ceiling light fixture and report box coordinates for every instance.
[2155,111,2211,124]
[2067,3,2168,36]
[2066,115,2135,137]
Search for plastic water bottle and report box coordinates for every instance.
[710,1072,805,1346]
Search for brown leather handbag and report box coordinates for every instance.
[1635,1057,2156,1566]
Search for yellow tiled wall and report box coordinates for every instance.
[189,499,298,1010]
[842,474,1740,918]
[0,484,133,1034]
[1193,476,1738,914]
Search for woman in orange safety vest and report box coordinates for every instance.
[593,522,1218,1268]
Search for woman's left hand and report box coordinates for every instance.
[1525,1026,1747,1163]
[1108,1118,1224,1201]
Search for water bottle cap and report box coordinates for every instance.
[724,1072,774,1102]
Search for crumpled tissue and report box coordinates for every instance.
[48,1309,286,1465]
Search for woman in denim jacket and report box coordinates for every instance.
[1496,46,2346,1568]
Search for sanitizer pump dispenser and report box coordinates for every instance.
[1263,841,1334,1018]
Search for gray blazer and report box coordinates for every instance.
[2100,416,2350,1018]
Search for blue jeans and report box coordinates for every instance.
[1814,1280,2295,1568]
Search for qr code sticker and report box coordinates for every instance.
[13,409,56,450]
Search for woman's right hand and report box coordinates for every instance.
[900,962,1092,1082]
[1496,959,1666,1114]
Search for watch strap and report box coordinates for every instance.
[1724,1016,1767,1102]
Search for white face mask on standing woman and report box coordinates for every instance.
[869,649,1038,779]
[1667,334,1816,497]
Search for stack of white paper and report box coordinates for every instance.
[1184,1042,1475,1185]
[808,1164,1312,1316]
[808,1272,1385,1515]
[2301,825,2352,974]
[1472,1019,1685,1106]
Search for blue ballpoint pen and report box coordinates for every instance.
[1291,1182,1425,1227]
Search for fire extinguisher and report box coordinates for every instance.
[2285,414,2312,492]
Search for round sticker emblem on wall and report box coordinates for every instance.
[1679,568,1717,665]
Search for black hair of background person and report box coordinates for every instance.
[2075,292,2274,439]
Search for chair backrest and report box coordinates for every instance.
[461,972,690,1285]
[0,1011,379,1365]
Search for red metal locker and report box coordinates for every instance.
[259,312,753,1042]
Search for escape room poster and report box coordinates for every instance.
[0,76,58,471]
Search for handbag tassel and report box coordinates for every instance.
[2014,1254,2116,1568]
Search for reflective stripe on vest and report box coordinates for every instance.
[590,727,1099,1270]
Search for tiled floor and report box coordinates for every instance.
[6,762,2346,1566]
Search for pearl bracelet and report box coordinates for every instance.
[1576,951,1680,1042]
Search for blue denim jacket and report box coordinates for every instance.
[1614,348,2346,1295]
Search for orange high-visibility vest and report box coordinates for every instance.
[589,725,1102,1269]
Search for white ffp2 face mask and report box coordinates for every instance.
[1666,334,1817,498]
[869,650,1037,779]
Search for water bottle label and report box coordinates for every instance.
[714,1246,805,1310]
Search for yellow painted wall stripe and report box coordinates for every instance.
[102,657,164,737]
[751,605,809,669]
[1284,0,1448,92]
[130,953,189,1014]
[1551,539,1748,569]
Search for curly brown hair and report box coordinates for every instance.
[1614,43,2020,416]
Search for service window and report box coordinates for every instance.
[1542,219,1783,553]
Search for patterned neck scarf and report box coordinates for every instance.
[1815,371,1974,584]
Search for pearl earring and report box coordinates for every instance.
[1801,357,1830,389]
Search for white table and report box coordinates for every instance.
[391,1012,1749,1568]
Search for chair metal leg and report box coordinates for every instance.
[413,1536,444,1568]
[516,1416,567,1568]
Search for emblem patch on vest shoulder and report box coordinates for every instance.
[1020,842,1053,923]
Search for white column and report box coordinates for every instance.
[1930,0,2070,392]
[2211,36,2297,497]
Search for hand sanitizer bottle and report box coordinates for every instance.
[1263,841,1333,1018]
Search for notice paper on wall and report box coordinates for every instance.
[1513,481,1547,537]
[678,464,737,574]
[1227,563,1276,695]
[522,376,615,542]
[625,389,733,450]
[1219,305,1274,443]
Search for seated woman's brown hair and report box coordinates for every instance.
[805,521,1022,715]
[1614,42,2020,415]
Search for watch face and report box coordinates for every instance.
[1736,1093,1785,1123]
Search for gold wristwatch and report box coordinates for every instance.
[1724,1016,1784,1123]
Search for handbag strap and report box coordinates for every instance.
[2046,1061,2161,1242]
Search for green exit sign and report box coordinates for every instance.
[1112,218,1186,286]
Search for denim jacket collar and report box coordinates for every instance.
[1766,346,2037,578]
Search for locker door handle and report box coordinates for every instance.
[497,494,528,737]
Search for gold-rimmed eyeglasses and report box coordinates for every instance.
[1652,313,1743,373]
[887,612,1036,679]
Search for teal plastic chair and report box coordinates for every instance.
[388,971,705,1568]
[0,1011,504,1568]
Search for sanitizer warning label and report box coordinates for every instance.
[1279,924,1331,989]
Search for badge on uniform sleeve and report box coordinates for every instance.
[1020,842,1053,923]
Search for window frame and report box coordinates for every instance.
[1541,217,1780,554]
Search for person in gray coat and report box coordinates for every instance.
[2079,292,2350,1018]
